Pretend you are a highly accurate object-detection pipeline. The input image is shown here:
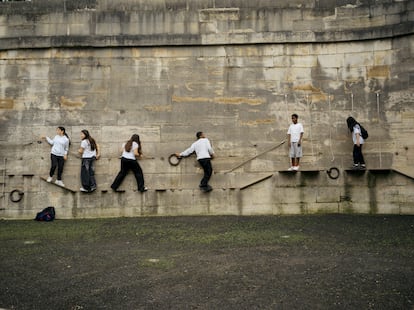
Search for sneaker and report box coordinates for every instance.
[80,187,88,192]
[90,187,96,192]
[352,164,359,170]
[293,166,300,171]
[46,176,53,182]
[55,180,65,187]
[360,164,366,170]
[139,187,148,193]
[200,185,212,192]
[288,167,295,171]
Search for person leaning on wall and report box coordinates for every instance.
[78,129,100,193]
[41,126,70,187]
[111,134,148,193]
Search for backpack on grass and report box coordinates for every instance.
[35,206,55,221]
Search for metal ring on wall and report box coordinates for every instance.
[10,189,24,203]
[168,154,182,166]
[326,167,340,180]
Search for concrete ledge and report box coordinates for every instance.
[1,22,413,50]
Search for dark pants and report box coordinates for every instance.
[50,154,65,180]
[198,158,213,188]
[81,157,97,191]
[111,158,145,191]
[353,144,365,165]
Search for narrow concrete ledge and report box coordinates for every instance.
[344,169,366,176]
[240,174,273,190]
[1,22,413,50]
[391,168,414,180]
[40,176,77,193]
[278,169,323,173]
[368,168,392,174]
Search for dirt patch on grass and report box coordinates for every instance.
[1,214,413,309]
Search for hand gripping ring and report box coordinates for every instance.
[326,167,340,180]
[10,189,24,203]
[168,154,182,166]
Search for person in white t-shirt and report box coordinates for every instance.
[42,126,70,187]
[111,134,147,193]
[346,116,366,170]
[176,131,215,192]
[287,114,304,171]
[78,129,100,193]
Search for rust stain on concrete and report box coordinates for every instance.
[240,118,275,126]
[292,84,321,93]
[144,105,172,112]
[312,92,328,103]
[215,97,264,105]
[172,95,264,106]
[402,111,414,120]
[60,96,86,109]
[290,84,329,102]
[0,98,14,109]
[172,95,210,103]
[367,65,390,78]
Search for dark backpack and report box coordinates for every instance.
[359,124,368,139]
[35,206,55,221]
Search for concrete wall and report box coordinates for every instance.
[0,0,414,218]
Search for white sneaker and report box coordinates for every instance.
[55,180,65,187]
[46,176,53,182]
[293,166,300,171]
[288,167,295,171]
[80,187,88,192]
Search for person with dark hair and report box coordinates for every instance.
[176,131,215,192]
[346,116,366,170]
[78,129,100,193]
[111,134,147,192]
[287,114,304,171]
[42,126,70,187]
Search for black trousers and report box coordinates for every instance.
[50,154,65,180]
[353,144,365,165]
[198,158,213,188]
[111,158,145,191]
[81,157,97,190]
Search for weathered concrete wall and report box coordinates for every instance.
[0,0,413,218]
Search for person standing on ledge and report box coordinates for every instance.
[176,131,215,192]
[111,134,147,193]
[78,129,100,193]
[346,116,366,170]
[287,113,304,171]
[42,126,70,187]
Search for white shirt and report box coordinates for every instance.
[46,135,69,156]
[121,141,138,160]
[180,138,214,160]
[80,139,96,158]
[352,125,364,145]
[287,123,304,143]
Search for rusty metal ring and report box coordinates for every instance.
[10,189,24,203]
[168,154,181,166]
[326,167,340,180]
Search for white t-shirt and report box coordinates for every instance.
[287,123,304,143]
[121,141,139,160]
[80,139,96,158]
[180,138,214,160]
[46,135,69,156]
[352,125,364,144]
